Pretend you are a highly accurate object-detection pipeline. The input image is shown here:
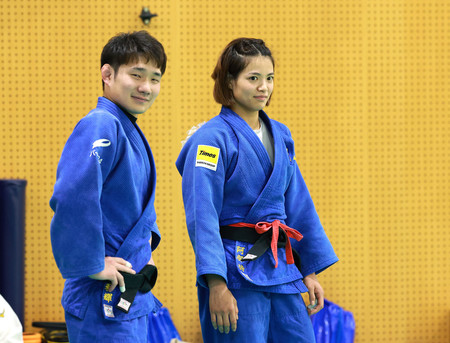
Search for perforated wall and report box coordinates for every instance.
[1,1,449,342]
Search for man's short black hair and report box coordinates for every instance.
[101,31,167,78]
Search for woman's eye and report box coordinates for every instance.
[249,76,258,81]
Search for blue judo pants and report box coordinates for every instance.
[198,286,316,343]
[65,302,148,343]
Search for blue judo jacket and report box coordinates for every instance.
[176,106,338,293]
[50,97,161,321]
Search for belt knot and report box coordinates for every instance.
[230,220,303,268]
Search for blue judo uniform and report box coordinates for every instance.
[50,97,161,343]
[176,106,338,342]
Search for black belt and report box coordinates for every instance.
[116,264,158,313]
[220,225,302,271]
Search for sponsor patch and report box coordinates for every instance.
[242,253,258,260]
[195,145,220,171]
[116,298,132,312]
[103,304,115,318]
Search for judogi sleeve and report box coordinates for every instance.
[50,112,119,279]
[176,130,228,288]
[283,135,338,277]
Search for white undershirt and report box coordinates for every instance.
[253,119,274,165]
[254,122,263,141]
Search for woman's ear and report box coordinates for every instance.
[227,74,234,90]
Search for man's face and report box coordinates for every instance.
[102,57,162,115]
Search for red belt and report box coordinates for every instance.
[222,220,303,268]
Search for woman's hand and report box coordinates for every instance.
[206,274,239,334]
[303,273,324,315]
[89,256,135,292]
[148,237,155,266]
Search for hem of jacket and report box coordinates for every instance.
[60,263,104,279]
[235,272,304,287]
[223,276,308,294]
[63,291,158,321]
[301,256,339,278]
[196,268,228,289]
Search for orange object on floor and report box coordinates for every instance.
[23,332,41,343]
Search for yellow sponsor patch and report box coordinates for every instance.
[196,145,220,171]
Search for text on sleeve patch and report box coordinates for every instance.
[195,145,220,171]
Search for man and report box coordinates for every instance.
[0,294,23,343]
[50,31,166,342]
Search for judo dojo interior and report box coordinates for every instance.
[1,0,449,342]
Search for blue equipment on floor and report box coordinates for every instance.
[311,298,355,343]
[148,307,182,343]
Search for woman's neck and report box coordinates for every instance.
[231,107,260,130]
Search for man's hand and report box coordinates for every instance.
[303,273,324,315]
[89,256,135,292]
[206,274,239,334]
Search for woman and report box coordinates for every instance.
[176,38,338,342]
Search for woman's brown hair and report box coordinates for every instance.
[212,38,274,107]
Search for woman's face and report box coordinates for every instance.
[230,56,274,118]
